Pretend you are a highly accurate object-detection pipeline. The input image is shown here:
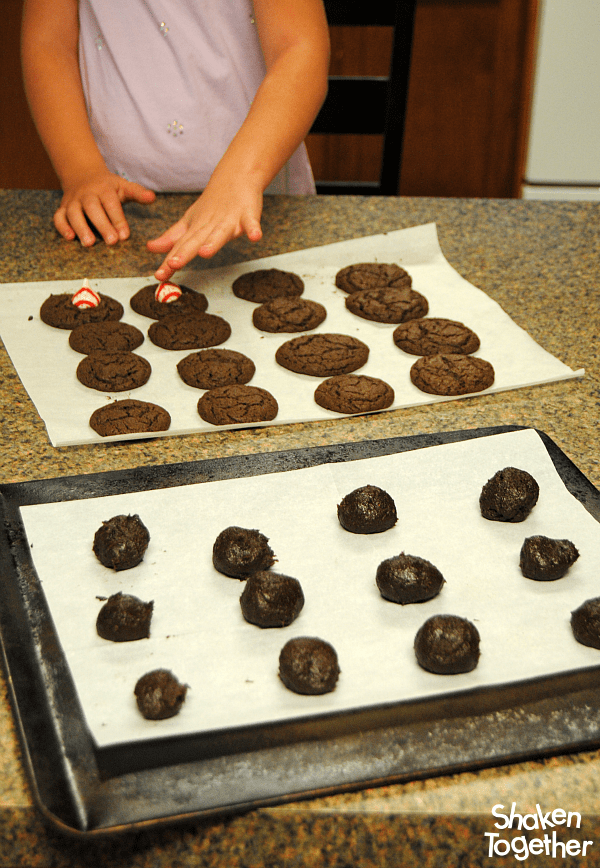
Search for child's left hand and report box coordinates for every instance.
[147,177,263,280]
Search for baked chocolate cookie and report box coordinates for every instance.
[252,297,327,333]
[96,592,154,642]
[213,526,276,579]
[519,535,579,580]
[240,571,305,627]
[148,313,231,350]
[571,597,600,649]
[134,669,187,720]
[376,554,445,604]
[393,318,480,356]
[275,333,369,377]
[232,268,304,303]
[130,283,208,319]
[93,514,150,571]
[76,351,151,392]
[335,262,412,294]
[314,374,394,414]
[410,354,495,396]
[69,321,144,354]
[414,614,480,674]
[279,637,340,695]
[89,399,171,436]
[198,384,278,426]
[337,485,397,534]
[479,467,539,522]
[177,349,255,390]
[40,292,124,330]
[345,286,428,324]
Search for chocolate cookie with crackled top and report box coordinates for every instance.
[130,283,208,319]
[232,268,304,303]
[177,349,255,389]
[345,286,428,324]
[69,321,144,354]
[335,262,412,294]
[253,297,326,333]
[275,333,369,377]
[40,292,124,330]
[148,313,231,350]
[410,353,494,396]
[89,399,170,436]
[198,384,278,425]
[77,351,151,392]
[314,374,394,414]
[393,318,480,356]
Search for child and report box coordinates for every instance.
[21,0,330,280]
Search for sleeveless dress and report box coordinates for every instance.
[78,0,315,193]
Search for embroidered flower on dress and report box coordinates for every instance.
[167,120,184,136]
[160,21,169,35]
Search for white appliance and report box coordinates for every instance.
[522,0,600,201]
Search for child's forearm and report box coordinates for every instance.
[211,42,328,193]
[216,1,330,193]
[21,0,108,190]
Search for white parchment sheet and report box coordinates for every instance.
[0,224,584,446]
[19,429,600,749]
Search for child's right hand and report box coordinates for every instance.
[54,170,156,247]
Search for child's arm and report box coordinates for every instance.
[148,0,330,279]
[21,0,155,247]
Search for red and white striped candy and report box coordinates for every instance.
[155,281,182,304]
[72,279,100,309]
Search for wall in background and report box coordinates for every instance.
[306,0,539,199]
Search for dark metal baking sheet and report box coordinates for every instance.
[1,425,600,837]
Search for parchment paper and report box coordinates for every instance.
[19,429,600,748]
[0,224,583,446]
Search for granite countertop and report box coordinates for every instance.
[0,191,599,866]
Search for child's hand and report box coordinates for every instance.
[147,179,263,280]
[54,171,156,247]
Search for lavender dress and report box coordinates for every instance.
[78,0,315,193]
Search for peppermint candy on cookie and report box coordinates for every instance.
[72,279,100,309]
[155,281,182,304]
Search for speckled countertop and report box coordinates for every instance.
[0,191,599,867]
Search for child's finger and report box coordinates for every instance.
[153,233,206,279]
[124,182,156,206]
[100,194,132,241]
[74,197,121,246]
[147,219,188,254]
[57,203,97,247]
[241,215,263,244]
[53,207,76,242]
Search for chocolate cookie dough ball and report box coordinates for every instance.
[212,526,276,579]
[134,669,188,720]
[519,535,579,581]
[376,554,445,604]
[93,514,150,571]
[414,614,480,675]
[279,637,340,695]
[240,571,304,627]
[571,597,600,650]
[480,467,539,522]
[337,485,397,534]
[96,592,154,642]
